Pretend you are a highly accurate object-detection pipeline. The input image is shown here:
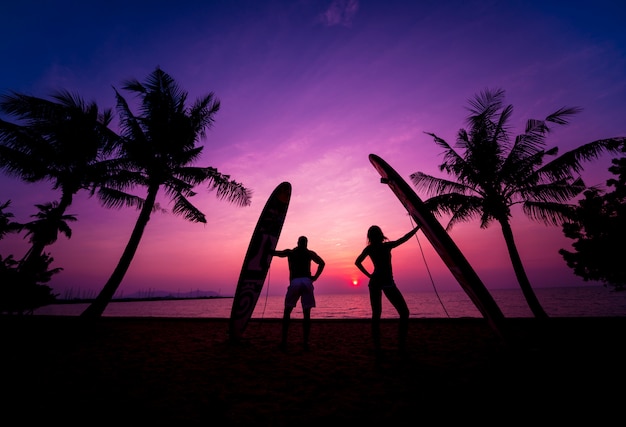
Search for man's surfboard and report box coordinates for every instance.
[229,181,291,342]
[369,154,506,338]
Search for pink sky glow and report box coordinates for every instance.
[1,0,625,298]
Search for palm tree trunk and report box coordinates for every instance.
[499,219,549,318]
[80,186,158,319]
[21,243,45,266]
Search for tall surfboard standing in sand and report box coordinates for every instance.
[229,181,292,342]
[369,154,507,339]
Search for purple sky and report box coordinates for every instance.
[1,0,625,298]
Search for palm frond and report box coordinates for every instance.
[0,92,59,123]
[190,93,221,138]
[541,137,624,180]
[95,187,145,210]
[544,106,583,126]
[57,221,73,239]
[174,165,216,187]
[170,146,204,167]
[114,89,144,142]
[205,169,252,207]
[423,193,483,230]
[503,147,559,190]
[424,131,454,152]
[163,176,196,199]
[410,171,473,197]
[522,200,577,225]
[491,103,514,151]
[171,194,207,223]
[521,177,586,203]
[465,88,505,123]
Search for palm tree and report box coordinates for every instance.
[81,67,252,318]
[19,201,76,268]
[0,200,22,239]
[0,202,64,314]
[410,88,623,318]
[0,90,123,258]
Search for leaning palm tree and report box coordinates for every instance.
[0,90,124,257]
[81,67,252,318]
[410,88,623,318]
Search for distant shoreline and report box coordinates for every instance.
[52,295,234,305]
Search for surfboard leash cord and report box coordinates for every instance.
[409,216,450,318]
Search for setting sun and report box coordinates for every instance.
[352,280,359,286]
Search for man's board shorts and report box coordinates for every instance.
[285,277,316,309]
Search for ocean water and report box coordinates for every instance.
[34,286,626,319]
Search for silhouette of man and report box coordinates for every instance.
[272,236,325,351]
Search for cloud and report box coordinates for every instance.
[319,0,359,27]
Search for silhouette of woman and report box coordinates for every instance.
[355,225,419,356]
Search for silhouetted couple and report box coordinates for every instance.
[274,225,418,356]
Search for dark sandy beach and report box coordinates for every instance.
[2,316,623,425]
